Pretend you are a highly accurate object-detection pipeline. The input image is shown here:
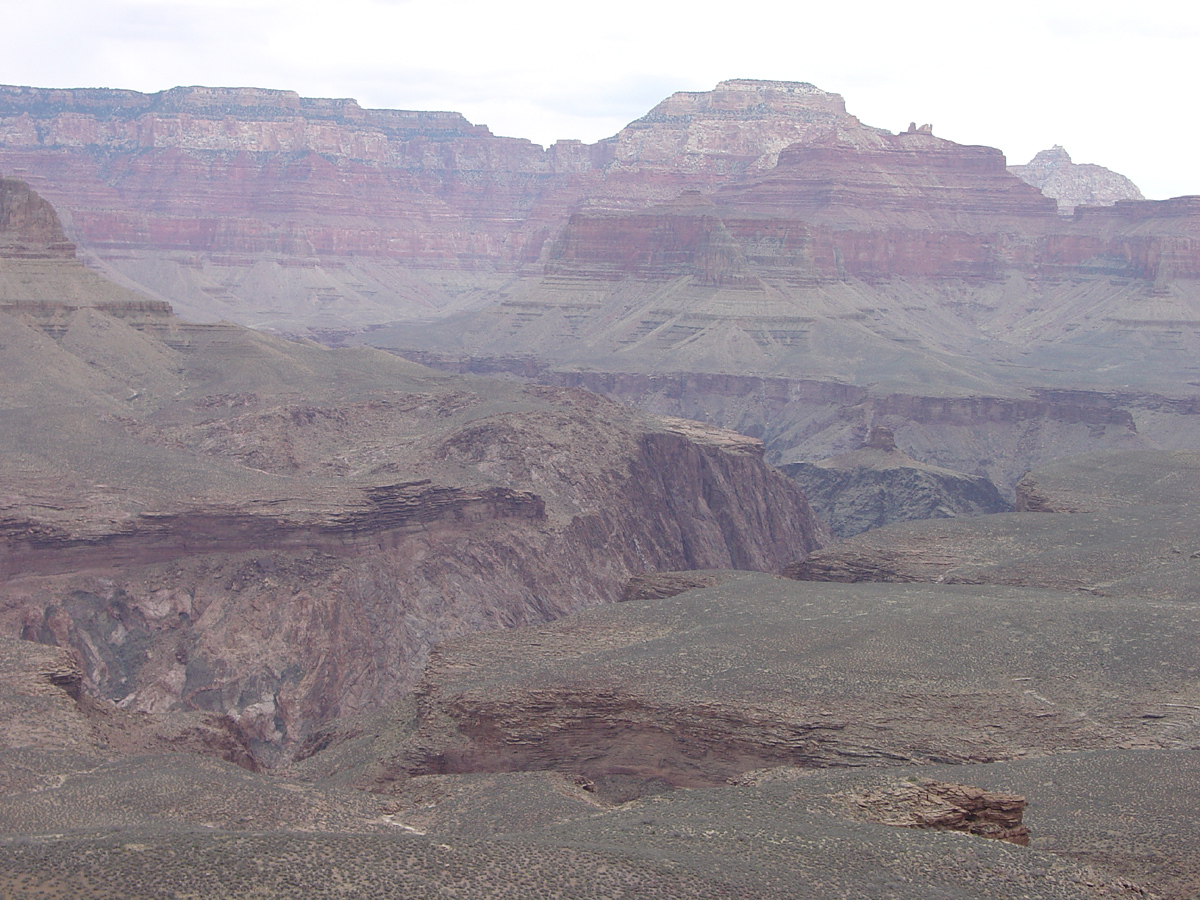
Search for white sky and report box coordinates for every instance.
[2,0,1197,198]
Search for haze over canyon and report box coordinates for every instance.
[1,78,1197,899]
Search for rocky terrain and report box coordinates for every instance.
[3,84,1200,899]
[269,446,1197,898]
[1011,145,1145,214]
[0,80,877,330]
[0,178,825,763]
[785,448,1200,597]
[5,447,1192,896]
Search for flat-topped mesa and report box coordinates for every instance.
[0,176,76,258]
[718,131,1061,229]
[613,79,870,172]
[860,425,899,451]
[4,78,1198,330]
[0,84,490,141]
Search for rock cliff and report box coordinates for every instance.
[1011,145,1144,215]
[784,449,1200,602]
[7,80,1200,504]
[0,80,881,328]
[0,176,76,258]
[781,426,1011,537]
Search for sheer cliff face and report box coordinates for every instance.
[3,78,1193,365]
[0,353,825,757]
[0,176,76,258]
[0,80,902,329]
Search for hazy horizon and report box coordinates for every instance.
[2,0,1197,199]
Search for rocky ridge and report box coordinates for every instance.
[7,81,1199,503]
[0,80,881,328]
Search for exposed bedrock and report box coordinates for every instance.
[848,778,1030,845]
[0,633,257,769]
[0,180,826,763]
[4,78,1189,338]
[0,80,862,278]
[394,358,1193,497]
[781,426,1012,537]
[1011,145,1144,215]
[0,482,545,579]
[0,176,76,258]
[1,409,823,761]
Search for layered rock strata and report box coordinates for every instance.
[0,176,76,258]
[848,778,1029,845]
[0,80,887,328]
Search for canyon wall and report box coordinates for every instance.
[0,190,826,761]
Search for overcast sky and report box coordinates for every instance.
[3,0,1196,198]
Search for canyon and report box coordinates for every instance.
[1,78,1199,899]
[0,177,824,762]
[4,78,1199,499]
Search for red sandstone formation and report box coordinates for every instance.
[0,176,76,258]
[0,81,865,274]
[547,131,1200,286]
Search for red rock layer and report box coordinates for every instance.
[549,133,1200,285]
[0,81,878,271]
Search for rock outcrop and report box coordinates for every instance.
[0,633,257,769]
[0,176,76,258]
[784,449,1200,602]
[7,80,1200,502]
[1011,145,1144,214]
[782,426,1011,537]
[0,80,884,329]
[848,778,1029,845]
